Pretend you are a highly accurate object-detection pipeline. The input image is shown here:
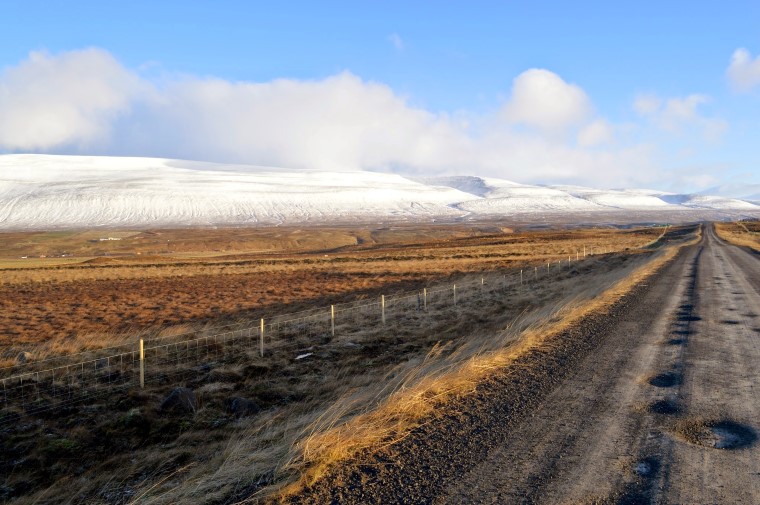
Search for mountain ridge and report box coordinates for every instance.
[2,154,758,229]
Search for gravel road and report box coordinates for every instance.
[289,224,760,504]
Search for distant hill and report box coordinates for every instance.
[1,154,758,229]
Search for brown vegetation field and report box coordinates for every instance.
[714,220,760,251]
[0,223,688,504]
[0,224,665,356]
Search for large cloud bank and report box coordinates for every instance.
[0,48,665,187]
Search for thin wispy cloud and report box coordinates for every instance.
[388,33,404,51]
[633,93,727,142]
[727,48,760,92]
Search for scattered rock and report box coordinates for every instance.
[226,397,261,417]
[16,352,30,364]
[159,387,197,414]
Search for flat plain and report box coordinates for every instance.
[3,221,757,504]
[0,224,661,354]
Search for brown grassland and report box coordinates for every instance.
[0,223,690,504]
[1,224,663,355]
[714,220,760,252]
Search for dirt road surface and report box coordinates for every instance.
[289,224,760,504]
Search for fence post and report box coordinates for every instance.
[331,305,335,337]
[139,338,145,389]
[259,318,265,357]
[583,246,586,258]
[535,266,538,280]
[577,251,579,261]
[423,288,427,311]
[381,295,386,324]
[547,262,550,275]
[453,284,457,306]
[520,269,523,285]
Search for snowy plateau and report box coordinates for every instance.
[0,154,758,229]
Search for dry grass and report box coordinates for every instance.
[268,227,699,501]
[0,224,694,505]
[715,221,760,252]
[0,225,663,354]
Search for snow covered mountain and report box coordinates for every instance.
[1,154,758,229]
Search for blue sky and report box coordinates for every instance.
[2,1,760,193]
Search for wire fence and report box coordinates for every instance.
[0,253,598,423]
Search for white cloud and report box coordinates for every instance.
[388,33,404,51]
[0,48,145,150]
[0,48,664,188]
[125,72,472,171]
[727,48,760,92]
[502,69,592,133]
[577,119,613,147]
[633,93,727,142]
[632,94,661,116]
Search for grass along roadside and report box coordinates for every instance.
[269,225,701,503]
[714,221,760,252]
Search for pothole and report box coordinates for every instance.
[649,399,680,415]
[674,419,757,450]
[648,372,681,388]
[721,319,740,325]
[634,456,660,477]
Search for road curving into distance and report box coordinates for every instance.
[288,223,760,504]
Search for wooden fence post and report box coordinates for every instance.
[259,318,265,357]
[331,305,335,337]
[423,288,427,311]
[139,339,145,389]
[381,295,386,324]
[453,284,457,306]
